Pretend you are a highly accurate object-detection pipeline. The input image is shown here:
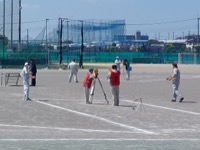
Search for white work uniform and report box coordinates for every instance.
[20,65,30,99]
[115,59,121,71]
[172,68,183,100]
[68,61,78,82]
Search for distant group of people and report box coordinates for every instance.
[115,56,132,80]
[20,57,184,105]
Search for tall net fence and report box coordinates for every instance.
[0,7,200,67]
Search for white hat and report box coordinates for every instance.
[116,56,119,59]
[24,62,28,66]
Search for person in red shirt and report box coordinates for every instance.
[82,67,95,104]
[107,65,121,106]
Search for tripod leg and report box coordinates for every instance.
[97,77,109,104]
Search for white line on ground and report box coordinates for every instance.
[0,124,137,134]
[0,138,200,141]
[123,99,200,116]
[36,100,156,135]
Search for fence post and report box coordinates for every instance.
[178,53,182,64]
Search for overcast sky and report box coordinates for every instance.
[2,0,200,39]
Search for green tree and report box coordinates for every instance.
[0,34,8,46]
[164,44,176,52]
[194,46,200,53]
[148,39,160,45]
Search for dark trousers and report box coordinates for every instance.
[31,78,36,86]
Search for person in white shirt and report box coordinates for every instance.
[114,56,121,71]
[20,62,31,101]
[68,59,79,83]
[166,63,184,102]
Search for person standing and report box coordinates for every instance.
[107,65,120,106]
[82,67,95,104]
[20,62,31,101]
[114,56,121,71]
[166,63,184,102]
[29,59,37,86]
[124,59,131,80]
[68,59,79,83]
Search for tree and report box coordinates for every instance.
[164,44,176,53]
[194,46,200,53]
[137,45,147,52]
[0,34,8,46]
[148,39,160,45]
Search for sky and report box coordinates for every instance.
[2,0,200,40]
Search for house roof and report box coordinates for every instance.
[159,39,187,44]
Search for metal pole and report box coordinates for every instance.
[45,19,49,50]
[197,18,200,47]
[26,29,29,44]
[59,18,63,66]
[19,0,21,44]
[46,19,49,68]
[11,0,13,49]
[66,19,69,63]
[79,20,83,68]
[3,0,5,60]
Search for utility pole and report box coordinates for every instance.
[46,19,49,50]
[66,19,69,63]
[79,20,84,68]
[197,18,200,47]
[11,0,13,49]
[19,0,21,45]
[3,0,5,60]
[26,29,29,44]
[18,0,22,51]
[46,19,49,68]
[59,18,64,66]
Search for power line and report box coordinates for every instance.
[126,18,196,26]
[0,17,196,27]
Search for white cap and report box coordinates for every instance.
[24,62,28,66]
[116,56,119,59]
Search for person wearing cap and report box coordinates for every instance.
[114,56,121,71]
[68,59,79,83]
[166,63,184,102]
[107,65,121,106]
[82,67,95,104]
[20,62,31,101]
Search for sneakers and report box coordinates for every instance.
[179,97,184,102]
[26,98,32,101]
[86,101,92,104]
[171,97,184,102]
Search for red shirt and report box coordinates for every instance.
[110,70,120,86]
